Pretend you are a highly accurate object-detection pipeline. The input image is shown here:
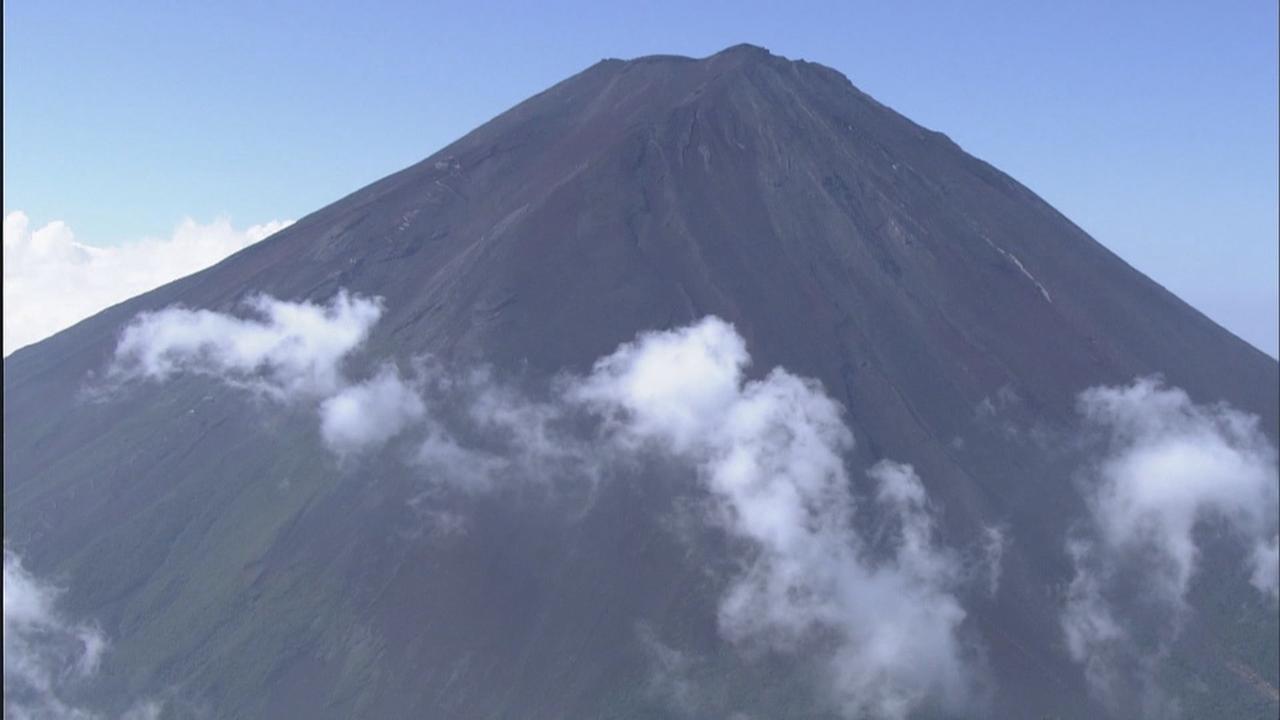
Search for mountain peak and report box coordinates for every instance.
[710,42,773,58]
[612,42,781,68]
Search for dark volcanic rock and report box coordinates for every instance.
[5,44,1277,718]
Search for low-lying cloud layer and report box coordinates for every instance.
[1062,377,1280,716]
[102,290,1279,718]
[2,211,291,356]
[104,298,985,718]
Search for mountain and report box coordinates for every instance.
[4,44,1277,719]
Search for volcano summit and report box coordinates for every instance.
[4,44,1278,719]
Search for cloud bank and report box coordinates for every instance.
[3,211,291,356]
[104,300,987,717]
[1062,377,1280,716]
[110,291,1280,719]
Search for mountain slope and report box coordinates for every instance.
[5,44,1277,719]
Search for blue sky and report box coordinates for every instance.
[4,0,1277,355]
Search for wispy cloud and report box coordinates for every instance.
[4,550,106,699]
[3,211,291,356]
[979,525,1008,599]
[3,548,161,720]
[1062,377,1279,716]
[635,624,703,716]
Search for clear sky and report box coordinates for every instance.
[4,0,1277,356]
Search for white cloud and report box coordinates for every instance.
[4,550,170,719]
[571,317,979,719]
[3,211,292,356]
[109,290,383,401]
[1062,377,1280,716]
[3,549,111,719]
[320,365,426,456]
[106,290,440,460]
[572,318,747,455]
[109,290,414,460]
